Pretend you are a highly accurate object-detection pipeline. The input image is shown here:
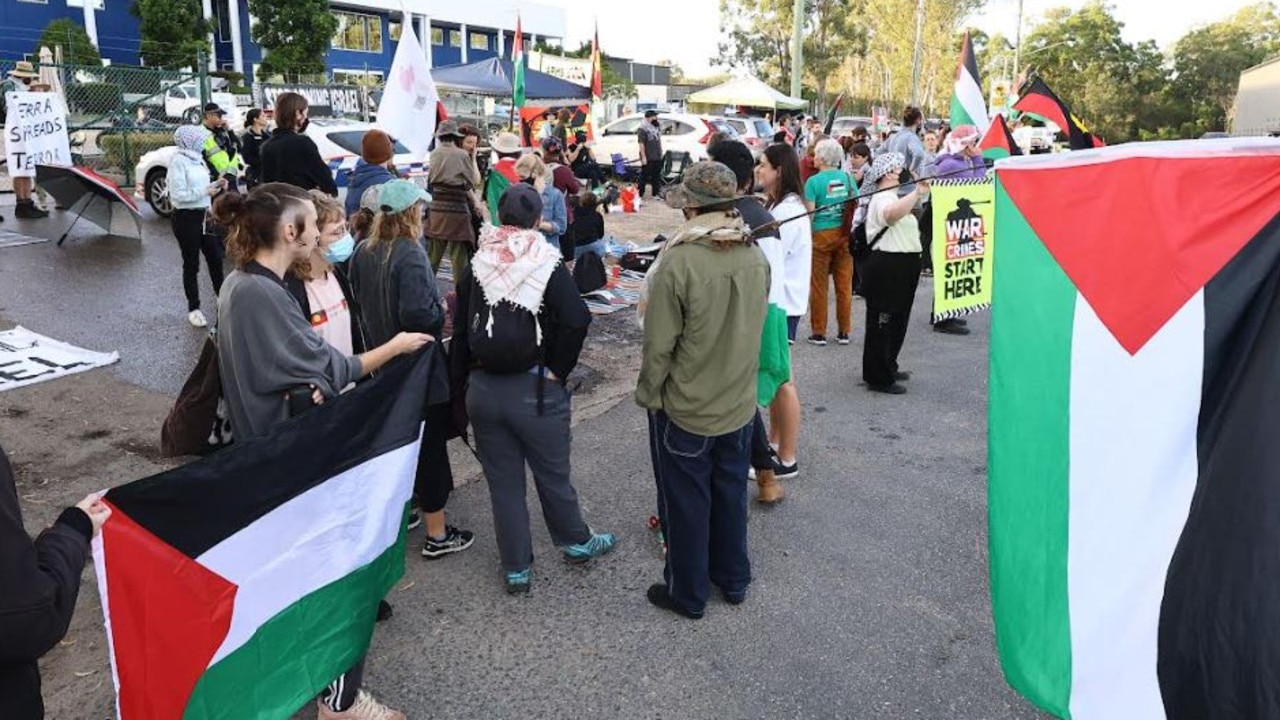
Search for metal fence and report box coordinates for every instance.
[1,58,212,183]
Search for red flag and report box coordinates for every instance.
[590,23,603,99]
[980,113,1023,159]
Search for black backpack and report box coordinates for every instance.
[573,251,607,293]
[849,223,890,261]
[466,277,543,374]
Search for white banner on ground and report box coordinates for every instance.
[377,24,438,162]
[0,326,118,392]
[3,91,71,178]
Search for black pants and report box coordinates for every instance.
[919,201,934,272]
[861,251,921,388]
[171,209,224,312]
[415,404,455,514]
[749,410,773,471]
[640,160,663,198]
[322,657,364,712]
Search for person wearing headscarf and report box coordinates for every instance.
[168,124,227,328]
[933,124,988,180]
[450,183,613,595]
[861,152,930,395]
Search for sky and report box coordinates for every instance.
[542,0,1262,78]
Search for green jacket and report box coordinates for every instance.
[635,210,770,437]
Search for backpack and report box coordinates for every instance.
[849,223,890,261]
[466,276,544,374]
[573,251,607,293]
[161,335,233,456]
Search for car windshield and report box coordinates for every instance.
[708,120,738,137]
[753,120,772,137]
[325,131,412,155]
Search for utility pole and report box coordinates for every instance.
[790,0,804,100]
[910,0,925,105]
[1013,0,1025,83]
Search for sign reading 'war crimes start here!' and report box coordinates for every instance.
[930,179,996,320]
[3,91,72,178]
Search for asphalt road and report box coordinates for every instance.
[0,201,1051,719]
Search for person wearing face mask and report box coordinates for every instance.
[211,183,429,720]
[286,191,363,359]
[259,92,338,196]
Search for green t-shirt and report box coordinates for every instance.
[804,168,855,232]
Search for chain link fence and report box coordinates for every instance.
[1,58,211,183]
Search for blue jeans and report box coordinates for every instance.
[574,239,607,262]
[648,410,752,616]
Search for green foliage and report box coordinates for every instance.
[36,19,101,66]
[1168,3,1280,132]
[131,0,212,69]
[98,131,173,172]
[248,0,339,80]
[65,82,122,115]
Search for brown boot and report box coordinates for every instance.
[756,468,784,504]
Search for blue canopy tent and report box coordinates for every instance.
[430,57,591,99]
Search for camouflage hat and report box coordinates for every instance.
[663,161,740,210]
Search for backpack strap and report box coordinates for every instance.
[867,225,891,252]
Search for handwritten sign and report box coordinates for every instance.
[4,91,71,177]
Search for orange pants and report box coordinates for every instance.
[810,227,854,336]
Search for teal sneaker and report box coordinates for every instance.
[505,568,531,594]
[563,531,617,564]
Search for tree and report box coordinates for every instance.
[804,0,867,114]
[248,0,338,80]
[1168,3,1280,133]
[131,0,211,69]
[35,19,101,66]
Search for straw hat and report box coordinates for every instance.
[8,61,38,80]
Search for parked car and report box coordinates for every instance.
[163,83,239,125]
[830,115,874,137]
[592,112,740,166]
[723,116,774,156]
[134,118,427,217]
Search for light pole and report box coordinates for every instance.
[791,0,804,100]
[910,0,926,105]
[1013,0,1024,81]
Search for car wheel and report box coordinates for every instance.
[182,107,201,125]
[146,169,172,218]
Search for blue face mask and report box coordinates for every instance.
[323,232,356,263]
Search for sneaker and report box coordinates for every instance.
[316,690,406,720]
[807,334,828,346]
[868,382,908,395]
[647,583,703,619]
[421,525,474,559]
[933,319,971,335]
[836,333,850,345]
[722,588,747,605]
[770,455,799,480]
[376,599,393,623]
[187,309,208,328]
[894,371,911,381]
[14,202,48,220]
[787,338,795,346]
[505,568,531,594]
[405,510,421,531]
[563,531,616,564]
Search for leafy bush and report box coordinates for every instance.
[36,19,101,66]
[65,82,123,115]
[97,131,172,172]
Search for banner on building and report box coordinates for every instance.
[519,104,594,147]
[529,51,593,87]
[931,179,995,319]
[257,84,369,119]
[3,91,71,178]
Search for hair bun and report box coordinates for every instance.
[211,191,247,226]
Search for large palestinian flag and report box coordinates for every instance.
[989,139,1280,719]
[92,349,440,719]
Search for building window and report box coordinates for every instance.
[389,21,401,42]
[215,0,232,42]
[469,32,488,51]
[431,28,443,45]
[449,30,462,47]
[333,69,385,85]
[332,11,383,54]
[18,0,50,5]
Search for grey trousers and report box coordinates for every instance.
[466,371,592,571]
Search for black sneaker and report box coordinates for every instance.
[14,202,48,220]
[868,382,908,395]
[376,599,393,622]
[836,334,850,345]
[933,319,971,335]
[807,334,828,346]
[406,510,421,531]
[770,454,799,480]
[647,583,703,619]
[894,371,911,381]
[422,525,475,559]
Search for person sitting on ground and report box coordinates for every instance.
[515,154,567,252]
[426,120,483,277]
[0,442,111,720]
[635,161,770,619]
[567,190,606,262]
[450,182,614,595]
[346,129,399,218]
[211,182,431,720]
[567,130,605,188]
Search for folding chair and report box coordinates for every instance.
[609,153,640,182]
[658,151,693,195]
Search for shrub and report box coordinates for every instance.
[97,131,172,172]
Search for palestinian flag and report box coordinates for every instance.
[988,139,1280,719]
[1013,76,1096,151]
[91,349,439,719]
[950,31,989,132]
[512,15,526,109]
[979,113,1022,160]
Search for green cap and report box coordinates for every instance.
[663,161,740,210]
[378,179,431,213]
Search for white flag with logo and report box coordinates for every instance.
[377,24,438,161]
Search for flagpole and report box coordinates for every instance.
[1013,0,1024,82]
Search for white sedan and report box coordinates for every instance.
[591,112,740,168]
[134,118,427,217]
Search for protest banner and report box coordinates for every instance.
[376,23,439,160]
[0,326,118,392]
[519,103,593,147]
[3,91,71,177]
[256,84,369,119]
[931,179,995,319]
